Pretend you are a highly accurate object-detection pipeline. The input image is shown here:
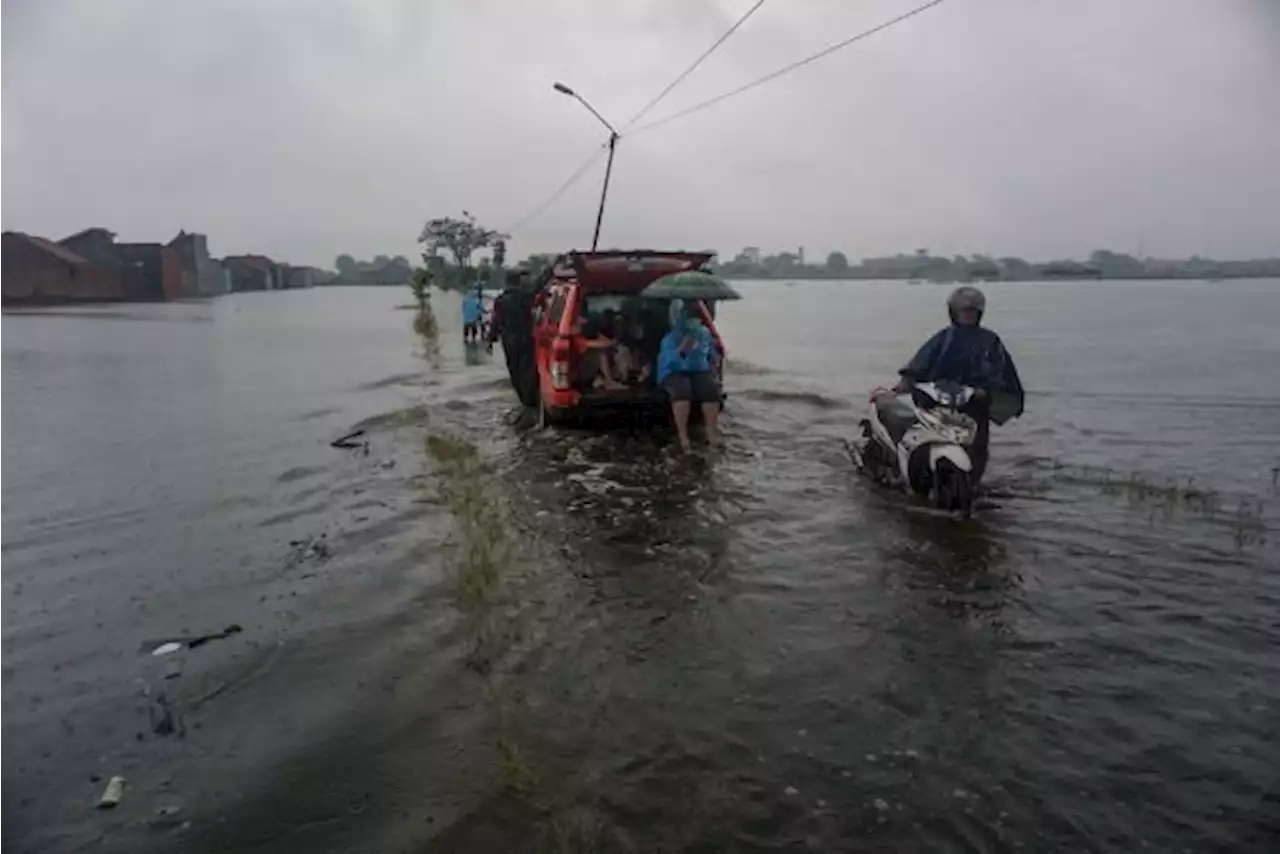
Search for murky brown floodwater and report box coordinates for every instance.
[4,281,1278,853]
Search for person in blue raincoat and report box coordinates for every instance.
[893,286,1024,482]
[461,286,484,343]
[657,298,721,452]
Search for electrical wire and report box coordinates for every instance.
[501,143,610,235]
[620,0,767,131]
[503,0,947,234]
[628,0,951,137]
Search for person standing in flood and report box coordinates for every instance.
[461,285,484,344]
[657,298,721,452]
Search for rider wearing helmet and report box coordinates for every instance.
[893,286,1024,483]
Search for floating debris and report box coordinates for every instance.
[97,776,125,809]
[144,624,243,657]
[873,798,889,811]
[148,693,184,737]
[784,786,800,796]
[329,429,366,449]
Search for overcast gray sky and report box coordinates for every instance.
[3,0,1278,267]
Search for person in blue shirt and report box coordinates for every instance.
[658,298,721,452]
[894,286,1024,482]
[461,287,484,343]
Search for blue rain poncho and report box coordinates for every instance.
[462,292,483,325]
[900,323,1025,423]
[657,299,713,384]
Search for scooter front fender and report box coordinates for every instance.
[929,444,972,473]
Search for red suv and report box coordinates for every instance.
[530,250,726,426]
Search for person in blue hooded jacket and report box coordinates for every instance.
[461,286,484,343]
[893,286,1024,482]
[658,298,721,452]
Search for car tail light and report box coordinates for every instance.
[550,337,572,390]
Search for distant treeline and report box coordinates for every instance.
[322,254,415,285]
[713,248,1280,281]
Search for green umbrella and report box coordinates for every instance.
[641,271,743,302]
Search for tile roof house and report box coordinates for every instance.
[2,231,126,303]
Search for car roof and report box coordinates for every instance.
[540,249,715,295]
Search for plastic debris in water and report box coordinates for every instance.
[151,642,183,657]
[97,776,126,809]
[784,786,799,796]
[873,798,889,811]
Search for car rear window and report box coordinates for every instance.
[582,294,640,318]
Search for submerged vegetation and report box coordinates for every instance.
[1032,460,1271,551]
[423,429,599,850]
[409,268,441,363]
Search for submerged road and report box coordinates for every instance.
[3,282,1278,852]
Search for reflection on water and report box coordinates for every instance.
[4,281,1280,853]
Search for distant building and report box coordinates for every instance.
[56,227,183,299]
[1,231,126,303]
[282,265,321,289]
[58,227,120,264]
[223,255,279,291]
[114,243,185,299]
[169,230,230,296]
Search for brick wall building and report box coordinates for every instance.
[2,232,127,304]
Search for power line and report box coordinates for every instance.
[621,0,768,131]
[502,143,609,235]
[629,0,951,137]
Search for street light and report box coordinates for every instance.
[553,81,619,251]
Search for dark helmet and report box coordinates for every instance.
[947,286,986,324]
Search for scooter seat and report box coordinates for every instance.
[874,396,919,444]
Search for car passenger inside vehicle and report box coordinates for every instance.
[578,296,665,392]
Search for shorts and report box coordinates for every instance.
[662,372,720,404]
[463,322,478,337]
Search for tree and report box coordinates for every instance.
[335,254,356,276]
[1088,249,1144,278]
[825,251,850,275]
[492,239,507,270]
[372,254,391,268]
[521,253,555,280]
[417,211,508,289]
[410,267,431,310]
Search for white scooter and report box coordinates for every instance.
[847,381,980,516]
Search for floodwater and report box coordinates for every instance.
[3,281,1278,853]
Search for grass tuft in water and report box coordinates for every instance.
[424,429,600,851]
[424,431,507,611]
